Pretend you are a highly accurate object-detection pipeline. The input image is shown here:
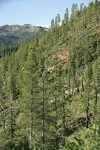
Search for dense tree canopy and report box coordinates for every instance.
[0,1,100,150]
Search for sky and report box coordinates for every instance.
[0,0,95,27]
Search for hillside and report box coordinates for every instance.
[0,1,100,150]
[0,24,48,47]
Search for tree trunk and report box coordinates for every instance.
[94,79,98,120]
[62,87,66,146]
[86,80,90,128]
[54,96,58,149]
[29,103,33,150]
[42,77,45,150]
[10,94,14,150]
[81,66,84,95]
[86,96,89,128]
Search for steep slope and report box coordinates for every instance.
[0,1,100,150]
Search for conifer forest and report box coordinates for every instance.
[0,1,100,150]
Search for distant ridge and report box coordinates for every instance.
[0,24,48,47]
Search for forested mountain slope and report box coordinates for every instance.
[0,24,45,46]
[0,24,48,57]
[0,1,100,150]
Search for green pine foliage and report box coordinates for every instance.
[0,1,100,149]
